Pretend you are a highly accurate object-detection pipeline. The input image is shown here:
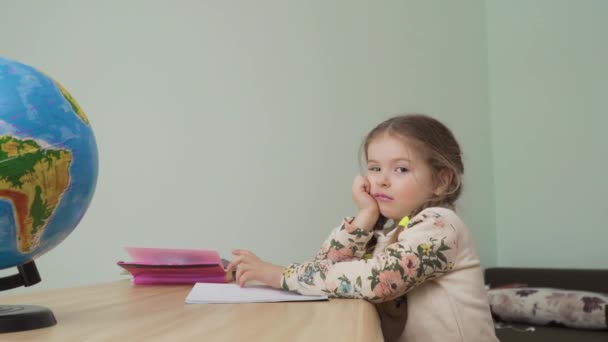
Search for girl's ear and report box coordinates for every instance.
[434,168,453,196]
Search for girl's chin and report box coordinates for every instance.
[380,209,409,222]
[379,210,400,222]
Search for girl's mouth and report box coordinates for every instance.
[373,193,394,202]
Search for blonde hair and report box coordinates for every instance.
[361,114,464,245]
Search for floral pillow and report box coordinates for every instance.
[487,287,608,330]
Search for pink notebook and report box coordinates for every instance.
[117,247,228,285]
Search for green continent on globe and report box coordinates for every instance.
[52,79,90,125]
[0,135,72,253]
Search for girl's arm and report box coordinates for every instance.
[281,209,459,303]
[312,217,374,262]
[313,174,379,263]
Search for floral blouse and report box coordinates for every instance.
[281,208,457,303]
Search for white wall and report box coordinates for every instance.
[0,0,495,291]
[486,0,608,268]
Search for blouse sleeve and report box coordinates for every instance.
[313,217,374,262]
[281,209,459,303]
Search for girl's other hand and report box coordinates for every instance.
[351,175,379,230]
[226,249,285,288]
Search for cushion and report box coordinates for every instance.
[488,287,608,330]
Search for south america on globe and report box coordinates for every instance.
[0,57,98,270]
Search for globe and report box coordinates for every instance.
[0,57,98,271]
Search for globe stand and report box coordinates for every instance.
[0,261,56,333]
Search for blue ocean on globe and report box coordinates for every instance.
[0,57,98,270]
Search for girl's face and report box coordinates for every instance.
[366,133,436,221]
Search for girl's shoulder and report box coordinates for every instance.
[408,207,466,230]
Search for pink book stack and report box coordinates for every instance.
[117,247,229,285]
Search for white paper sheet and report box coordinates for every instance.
[185,283,329,304]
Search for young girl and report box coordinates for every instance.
[227,114,498,342]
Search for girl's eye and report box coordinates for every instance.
[368,166,380,172]
[396,167,409,173]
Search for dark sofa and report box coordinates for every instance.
[484,267,608,342]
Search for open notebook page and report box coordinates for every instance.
[185,283,328,304]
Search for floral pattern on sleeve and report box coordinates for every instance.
[314,217,373,262]
[281,209,458,303]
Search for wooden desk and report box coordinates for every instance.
[1,280,383,341]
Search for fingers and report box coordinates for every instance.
[231,250,259,262]
[236,268,254,287]
[225,260,237,273]
[234,263,258,287]
[362,180,370,193]
[226,255,245,273]
[226,250,256,273]
[354,175,371,191]
[228,257,249,285]
[362,175,371,191]
[235,263,248,286]
[227,249,270,287]
[353,175,373,203]
[232,249,255,257]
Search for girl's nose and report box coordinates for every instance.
[376,173,390,187]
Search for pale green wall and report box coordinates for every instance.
[0,0,495,290]
[3,0,605,292]
[486,0,608,268]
